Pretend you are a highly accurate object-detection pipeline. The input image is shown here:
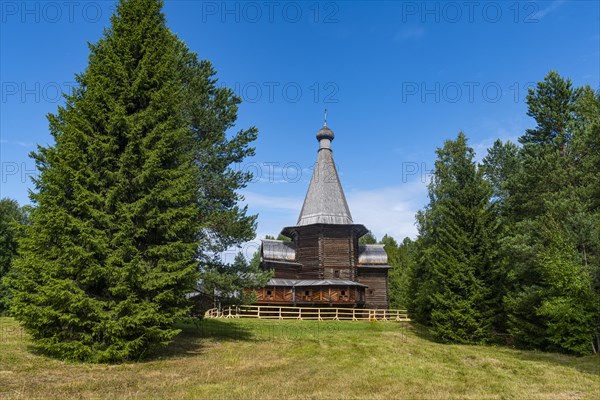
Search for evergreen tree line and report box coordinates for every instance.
[392,71,600,356]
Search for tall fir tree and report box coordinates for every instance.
[410,133,497,343]
[7,0,257,362]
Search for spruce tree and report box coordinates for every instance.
[410,133,496,343]
[8,0,257,362]
[480,140,521,334]
[481,139,520,210]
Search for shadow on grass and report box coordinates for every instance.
[510,349,600,377]
[18,318,255,363]
[148,318,255,360]
[17,317,345,363]
[178,318,255,341]
[407,321,600,377]
[405,322,438,342]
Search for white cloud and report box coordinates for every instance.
[241,189,303,240]
[0,139,34,147]
[242,191,302,211]
[346,180,427,241]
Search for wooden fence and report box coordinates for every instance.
[204,305,410,321]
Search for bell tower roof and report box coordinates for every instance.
[296,119,353,226]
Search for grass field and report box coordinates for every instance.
[0,317,598,399]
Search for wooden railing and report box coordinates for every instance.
[204,305,410,321]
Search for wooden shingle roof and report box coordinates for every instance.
[358,244,389,265]
[296,124,353,226]
[261,239,296,262]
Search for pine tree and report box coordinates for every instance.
[7,0,257,362]
[520,70,578,148]
[510,71,578,221]
[502,72,600,354]
[410,133,496,343]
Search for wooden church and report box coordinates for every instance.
[254,120,391,309]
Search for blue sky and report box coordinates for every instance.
[1,0,599,255]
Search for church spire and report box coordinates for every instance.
[296,119,353,226]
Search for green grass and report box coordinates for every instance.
[0,317,598,399]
